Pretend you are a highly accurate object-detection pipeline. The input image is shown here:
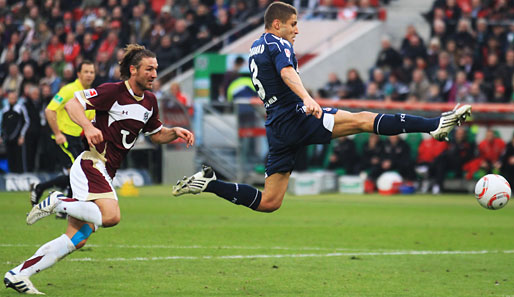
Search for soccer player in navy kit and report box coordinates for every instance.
[173,2,471,212]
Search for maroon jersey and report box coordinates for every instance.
[75,81,162,178]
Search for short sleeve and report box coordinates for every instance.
[268,36,295,74]
[143,95,163,136]
[74,83,118,111]
[47,85,71,111]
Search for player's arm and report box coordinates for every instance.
[65,98,103,146]
[280,66,322,119]
[149,126,194,147]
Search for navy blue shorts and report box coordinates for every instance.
[265,106,338,177]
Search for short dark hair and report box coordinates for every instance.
[119,44,156,80]
[77,60,94,73]
[264,2,297,30]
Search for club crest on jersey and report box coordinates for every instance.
[143,111,149,121]
[84,88,98,99]
[285,48,291,59]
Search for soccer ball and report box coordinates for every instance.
[474,174,511,210]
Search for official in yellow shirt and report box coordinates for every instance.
[30,61,96,206]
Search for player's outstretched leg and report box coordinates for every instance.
[172,165,262,210]
[371,104,471,141]
[429,104,472,141]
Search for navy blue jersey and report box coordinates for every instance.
[249,33,301,125]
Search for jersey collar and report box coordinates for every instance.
[124,80,145,101]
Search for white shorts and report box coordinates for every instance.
[70,151,118,201]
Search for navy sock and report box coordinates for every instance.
[373,113,439,135]
[205,180,262,210]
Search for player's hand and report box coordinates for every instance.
[84,126,103,147]
[174,127,195,148]
[17,136,24,146]
[54,133,67,145]
[303,97,323,119]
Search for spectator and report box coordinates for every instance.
[80,33,97,62]
[18,49,38,76]
[170,19,193,59]
[452,18,475,50]
[434,68,453,100]
[478,128,505,174]
[432,19,448,48]
[130,4,152,44]
[155,35,181,71]
[431,127,476,194]
[381,135,416,181]
[463,82,487,103]
[448,70,471,102]
[63,32,81,64]
[360,133,384,180]
[409,68,431,101]
[427,83,444,102]
[428,51,456,82]
[344,68,365,99]
[22,85,42,172]
[0,49,16,85]
[375,35,402,73]
[498,48,514,96]
[416,137,449,193]
[426,37,442,67]
[1,90,29,173]
[475,18,489,47]
[319,72,343,99]
[384,73,409,101]
[2,63,23,95]
[356,0,377,20]
[212,8,233,37]
[20,64,38,93]
[401,24,424,54]
[46,35,63,62]
[96,31,118,63]
[395,56,415,84]
[402,34,427,60]
[500,133,514,185]
[365,81,384,100]
[328,136,359,174]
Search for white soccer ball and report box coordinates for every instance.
[474,174,511,210]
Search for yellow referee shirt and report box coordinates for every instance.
[46,79,95,137]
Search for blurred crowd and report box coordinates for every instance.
[0,0,269,173]
[318,0,514,103]
[297,127,514,193]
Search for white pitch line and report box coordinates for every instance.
[65,249,514,262]
[0,243,366,251]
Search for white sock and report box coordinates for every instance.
[12,235,76,277]
[55,201,103,226]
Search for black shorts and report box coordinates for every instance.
[265,106,337,177]
[55,133,86,170]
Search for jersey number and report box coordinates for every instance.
[250,59,266,100]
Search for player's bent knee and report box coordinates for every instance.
[102,213,121,227]
[257,198,283,212]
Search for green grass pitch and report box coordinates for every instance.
[1,186,514,296]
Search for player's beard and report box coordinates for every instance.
[136,77,152,91]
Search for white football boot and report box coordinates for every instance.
[172,165,217,196]
[26,191,64,225]
[430,104,472,141]
[4,270,45,295]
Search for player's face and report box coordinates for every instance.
[135,57,158,91]
[77,64,95,88]
[279,14,298,45]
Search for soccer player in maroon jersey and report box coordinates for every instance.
[5,44,194,294]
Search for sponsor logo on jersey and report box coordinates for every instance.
[285,48,291,59]
[84,88,98,99]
